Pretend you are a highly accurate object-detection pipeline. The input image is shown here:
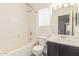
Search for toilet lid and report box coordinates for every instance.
[33,45,44,51]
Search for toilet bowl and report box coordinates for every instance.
[32,36,48,56]
[33,45,44,56]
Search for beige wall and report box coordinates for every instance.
[38,26,52,37]
[73,4,79,38]
[28,10,37,41]
[37,8,52,37]
[0,3,36,52]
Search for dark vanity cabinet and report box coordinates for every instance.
[58,44,68,56]
[47,42,59,56]
[66,45,79,56]
[47,41,79,56]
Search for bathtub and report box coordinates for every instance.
[3,41,36,56]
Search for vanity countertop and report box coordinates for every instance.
[47,36,79,47]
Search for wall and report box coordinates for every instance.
[28,9,37,41]
[37,8,52,37]
[73,4,79,38]
[38,26,52,37]
[0,3,36,52]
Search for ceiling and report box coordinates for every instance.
[29,3,52,11]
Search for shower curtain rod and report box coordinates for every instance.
[26,3,37,13]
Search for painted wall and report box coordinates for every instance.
[37,8,52,37]
[73,4,79,38]
[0,3,36,52]
[38,26,52,37]
[28,10,37,41]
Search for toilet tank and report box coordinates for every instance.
[38,36,48,46]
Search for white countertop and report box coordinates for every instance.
[47,36,79,47]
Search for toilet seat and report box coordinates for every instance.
[33,45,44,51]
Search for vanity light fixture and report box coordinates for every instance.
[58,4,62,8]
[63,3,68,7]
[70,3,75,6]
[54,6,57,10]
[51,3,75,10]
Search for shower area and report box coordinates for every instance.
[0,3,37,56]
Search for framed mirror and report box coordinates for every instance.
[58,15,70,35]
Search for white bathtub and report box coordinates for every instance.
[3,41,36,56]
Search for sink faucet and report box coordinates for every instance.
[60,35,66,39]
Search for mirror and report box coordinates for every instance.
[58,15,70,35]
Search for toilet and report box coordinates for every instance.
[32,36,48,56]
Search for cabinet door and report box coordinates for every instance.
[47,42,59,56]
[59,44,68,56]
[67,45,79,56]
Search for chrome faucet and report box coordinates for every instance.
[60,35,66,39]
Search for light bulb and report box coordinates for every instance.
[70,3,74,6]
[54,6,57,10]
[64,3,68,7]
[58,4,62,8]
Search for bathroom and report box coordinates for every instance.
[0,2,79,56]
[31,3,79,56]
